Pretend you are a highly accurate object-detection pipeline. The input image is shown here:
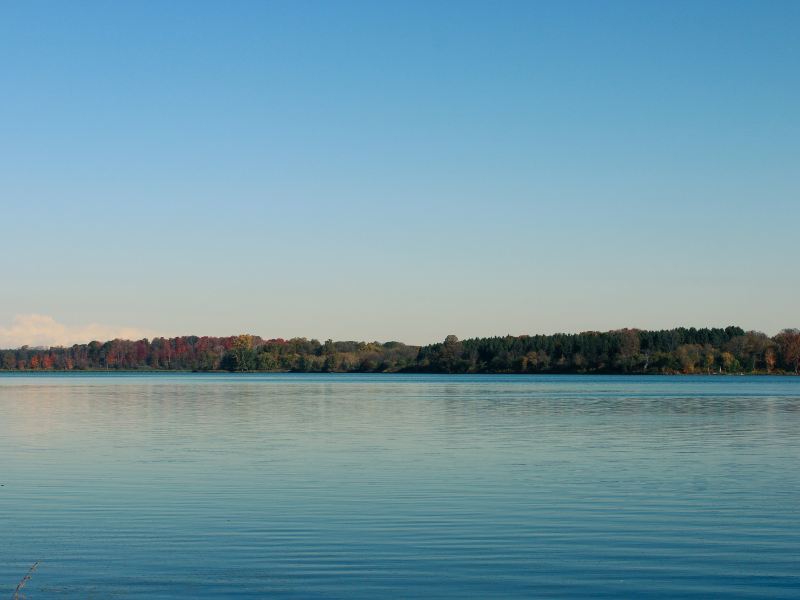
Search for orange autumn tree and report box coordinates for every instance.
[775,329,800,374]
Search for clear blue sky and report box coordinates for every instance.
[1,0,798,346]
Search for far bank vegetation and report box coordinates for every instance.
[2,327,799,375]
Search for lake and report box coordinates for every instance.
[1,374,799,598]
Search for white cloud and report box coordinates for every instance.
[0,314,155,349]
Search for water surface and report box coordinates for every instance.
[1,374,799,598]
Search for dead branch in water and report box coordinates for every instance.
[12,562,39,600]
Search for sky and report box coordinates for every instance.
[1,0,798,347]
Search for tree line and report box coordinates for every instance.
[1,327,799,374]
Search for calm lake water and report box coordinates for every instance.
[1,374,799,598]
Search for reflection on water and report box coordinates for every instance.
[1,374,799,598]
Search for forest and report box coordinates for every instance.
[1,326,799,375]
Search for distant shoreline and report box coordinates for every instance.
[2,327,799,376]
[0,370,797,376]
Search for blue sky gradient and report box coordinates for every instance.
[1,1,798,345]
